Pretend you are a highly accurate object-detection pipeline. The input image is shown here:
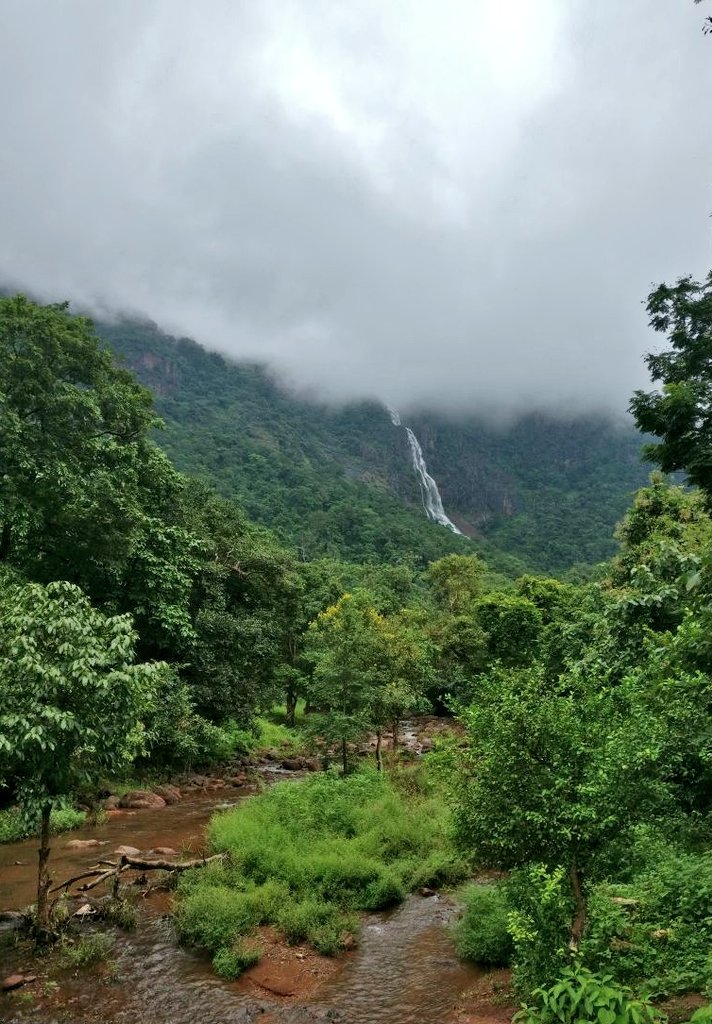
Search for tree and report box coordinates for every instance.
[0,579,162,936]
[630,271,712,497]
[305,592,433,771]
[452,665,669,950]
[474,592,543,666]
[425,554,486,613]
[0,294,165,582]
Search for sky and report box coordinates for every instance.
[1,1,711,418]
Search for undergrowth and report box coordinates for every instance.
[0,806,86,844]
[175,765,467,975]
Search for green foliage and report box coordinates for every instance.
[104,317,646,573]
[176,767,456,973]
[630,271,712,497]
[473,593,543,666]
[0,579,161,809]
[505,865,573,994]
[581,851,712,996]
[305,591,433,769]
[0,806,86,843]
[513,966,663,1024]
[212,941,261,979]
[58,933,113,970]
[454,884,514,966]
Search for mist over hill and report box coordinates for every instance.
[99,317,649,574]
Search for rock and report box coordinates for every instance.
[188,775,209,788]
[73,903,95,918]
[342,932,357,950]
[114,845,141,858]
[66,838,107,850]
[148,847,178,857]
[119,790,166,810]
[103,795,121,810]
[208,779,226,790]
[153,784,182,805]
[0,911,25,932]
[281,758,304,771]
[2,974,35,992]
[419,886,436,897]
[227,774,248,787]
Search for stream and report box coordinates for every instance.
[0,771,497,1024]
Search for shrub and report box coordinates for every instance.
[513,966,663,1024]
[212,941,260,979]
[505,865,572,995]
[0,806,86,844]
[454,884,514,967]
[177,766,456,971]
[581,850,712,996]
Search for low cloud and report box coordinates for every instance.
[1,1,711,416]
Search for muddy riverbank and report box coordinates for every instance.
[0,727,512,1024]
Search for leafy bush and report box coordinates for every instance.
[454,884,514,966]
[212,941,260,979]
[0,806,86,844]
[505,865,573,995]
[513,966,663,1024]
[581,851,712,996]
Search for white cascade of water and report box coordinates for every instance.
[387,407,463,536]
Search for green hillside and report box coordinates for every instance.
[100,318,649,574]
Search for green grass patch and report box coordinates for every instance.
[175,765,466,974]
[454,883,514,967]
[58,933,113,970]
[0,806,86,844]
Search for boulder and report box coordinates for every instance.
[103,795,121,811]
[114,845,141,858]
[281,758,304,771]
[119,790,166,810]
[153,784,182,805]
[148,846,178,857]
[66,839,107,850]
[227,774,248,787]
[2,974,36,992]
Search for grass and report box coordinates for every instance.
[58,933,113,970]
[454,883,514,966]
[0,806,86,844]
[175,764,468,975]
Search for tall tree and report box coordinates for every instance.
[0,579,161,936]
[630,271,712,497]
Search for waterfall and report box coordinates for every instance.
[388,408,463,536]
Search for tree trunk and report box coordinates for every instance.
[392,717,399,754]
[286,686,297,728]
[36,802,52,938]
[341,737,348,775]
[375,731,383,772]
[569,860,586,951]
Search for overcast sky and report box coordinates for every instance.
[1,1,711,417]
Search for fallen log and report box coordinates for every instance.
[52,852,225,899]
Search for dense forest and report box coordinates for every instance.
[99,318,649,575]
[0,279,710,1023]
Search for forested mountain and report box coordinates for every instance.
[100,318,648,574]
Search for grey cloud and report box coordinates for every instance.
[0,0,711,417]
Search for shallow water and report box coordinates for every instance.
[0,767,483,1024]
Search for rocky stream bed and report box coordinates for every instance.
[0,722,515,1024]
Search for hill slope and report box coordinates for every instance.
[99,318,649,574]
